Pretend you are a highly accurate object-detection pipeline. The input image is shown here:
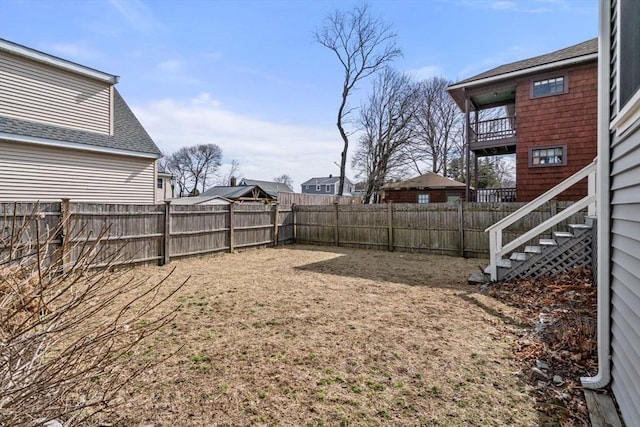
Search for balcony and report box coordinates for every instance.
[470,116,517,156]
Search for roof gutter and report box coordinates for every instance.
[447,53,598,92]
[0,132,162,160]
[0,38,119,84]
[581,1,611,390]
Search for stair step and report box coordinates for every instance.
[510,252,528,262]
[553,231,574,241]
[525,245,542,254]
[496,259,512,269]
[539,238,558,247]
[569,223,592,230]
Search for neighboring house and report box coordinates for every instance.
[447,38,598,202]
[0,38,162,203]
[199,184,274,203]
[156,172,175,202]
[580,3,640,427]
[301,175,353,195]
[239,178,293,199]
[381,172,467,203]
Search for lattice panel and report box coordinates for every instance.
[504,230,593,281]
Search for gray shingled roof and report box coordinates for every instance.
[239,179,293,197]
[200,185,274,200]
[382,172,465,190]
[0,89,161,157]
[301,176,351,186]
[451,38,598,87]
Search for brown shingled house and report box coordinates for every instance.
[447,38,598,202]
[381,172,466,203]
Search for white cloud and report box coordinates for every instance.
[407,65,445,80]
[158,59,182,72]
[50,42,99,60]
[133,93,347,190]
[107,0,162,33]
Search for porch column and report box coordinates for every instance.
[464,94,471,201]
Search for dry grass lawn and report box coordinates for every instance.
[96,245,541,426]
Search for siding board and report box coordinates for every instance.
[0,140,155,203]
[0,51,111,134]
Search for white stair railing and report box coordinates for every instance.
[485,158,597,281]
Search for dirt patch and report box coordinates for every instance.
[89,245,541,426]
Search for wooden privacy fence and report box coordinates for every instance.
[295,200,588,258]
[1,199,588,268]
[0,201,294,269]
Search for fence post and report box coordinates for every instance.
[273,203,280,246]
[334,202,339,246]
[292,204,297,243]
[458,200,465,258]
[228,202,235,253]
[61,198,71,273]
[162,200,171,265]
[387,202,394,252]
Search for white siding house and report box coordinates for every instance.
[581,3,640,427]
[0,38,162,203]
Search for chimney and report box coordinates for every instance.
[230,176,237,187]
[329,174,332,178]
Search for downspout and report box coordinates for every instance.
[581,0,611,389]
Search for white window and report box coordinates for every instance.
[417,194,429,204]
[326,185,331,193]
[316,185,321,191]
[530,145,566,167]
[532,75,566,98]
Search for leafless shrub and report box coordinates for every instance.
[0,203,186,426]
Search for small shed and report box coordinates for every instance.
[199,184,274,203]
[381,173,466,204]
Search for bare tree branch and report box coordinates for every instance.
[315,3,401,195]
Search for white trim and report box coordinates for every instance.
[610,89,640,135]
[581,0,611,390]
[0,38,119,84]
[0,132,161,159]
[448,53,598,91]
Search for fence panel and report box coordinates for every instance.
[233,204,275,249]
[68,203,164,267]
[294,205,337,245]
[392,203,460,255]
[170,204,230,258]
[277,205,294,243]
[0,202,61,266]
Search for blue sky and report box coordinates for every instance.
[1,0,597,189]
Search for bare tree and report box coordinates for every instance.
[0,204,185,426]
[163,144,223,196]
[352,68,417,203]
[273,174,294,190]
[315,3,401,195]
[217,159,242,186]
[407,77,462,177]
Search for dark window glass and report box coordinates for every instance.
[157,178,163,189]
[620,0,640,107]
[531,147,564,166]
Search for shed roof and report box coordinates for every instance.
[200,185,274,200]
[240,179,293,197]
[0,89,161,158]
[382,172,466,190]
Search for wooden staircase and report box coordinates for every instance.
[481,159,597,282]
[487,217,596,281]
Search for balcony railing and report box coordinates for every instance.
[470,116,516,144]
[473,188,516,203]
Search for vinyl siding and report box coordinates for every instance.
[608,122,640,427]
[0,140,155,203]
[0,51,111,134]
